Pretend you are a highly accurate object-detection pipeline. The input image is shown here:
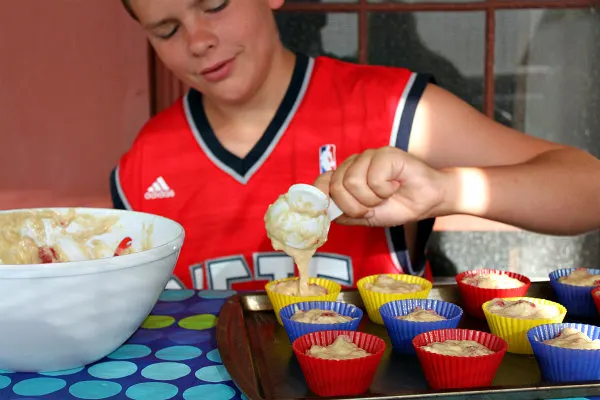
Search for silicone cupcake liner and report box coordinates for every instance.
[380,299,463,354]
[292,330,386,397]
[456,269,531,320]
[265,277,342,325]
[528,323,600,383]
[549,268,600,319]
[280,301,363,343]
[482,297,567,354]
[357,274,433,325]
[412,328,507,390]
[592,287,600,316]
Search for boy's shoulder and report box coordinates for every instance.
[313,55,417,85]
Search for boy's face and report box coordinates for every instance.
[130,0,285,104]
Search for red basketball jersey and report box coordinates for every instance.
[111,53,435,290]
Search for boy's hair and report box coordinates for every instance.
[121,0,138,21]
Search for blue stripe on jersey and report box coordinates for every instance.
[390,73,436,276]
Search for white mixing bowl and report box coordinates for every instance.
[0,207,185,372]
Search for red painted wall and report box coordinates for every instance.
[0,0,150,209]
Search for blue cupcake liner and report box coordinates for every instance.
[528,323,600,383]
[379,299,463,354]
[549,268,600,319]
[279,301,363,343]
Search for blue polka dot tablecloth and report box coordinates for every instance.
[0,290,247,400]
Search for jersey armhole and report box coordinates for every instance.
[387,72,437,276]
[110,165,132,210]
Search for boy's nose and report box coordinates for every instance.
[187,28,218,57]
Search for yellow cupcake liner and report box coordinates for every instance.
[482,297,567,354]
[265,277,342,326]
[357,274,433,325]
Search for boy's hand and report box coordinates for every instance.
[313,146,446,227]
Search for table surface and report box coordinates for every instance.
[0,289,596,400]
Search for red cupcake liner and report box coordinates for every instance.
[292,330,386,397]
[592,286,600,315]
[412,328,508,390]
[456,269,531,319]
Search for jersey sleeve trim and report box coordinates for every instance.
[389,72,435,152]
[387,72,436,276]
[110,165,132,210]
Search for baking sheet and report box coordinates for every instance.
[217,281,600,399]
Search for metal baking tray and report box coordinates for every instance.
[216,281,600,399]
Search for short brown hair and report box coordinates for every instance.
[121,0,138,21]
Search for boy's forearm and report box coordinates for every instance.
[436,148,600,235]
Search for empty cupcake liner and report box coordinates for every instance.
[456,269,531,320]
[380,299,463,354]
[482,297,567,354]
[549,268,600,319]
[280,301,363,343]
[357,274,432,325]
[265,277,341,325]
[528,323,600,383]
[412,328,507,390]
[292,330,386,397]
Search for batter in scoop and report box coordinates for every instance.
[307,335,371,360]
[265,193,330,296]
[543,328,600,350]
[421,340,494,356]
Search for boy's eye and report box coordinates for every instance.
[203,0,229,13]
[155,25,179,40]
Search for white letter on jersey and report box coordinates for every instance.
[310,253,353,286]
[254,252,296,281]
[189,264,204,289]
[205,255,252,290]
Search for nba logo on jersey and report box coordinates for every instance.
[319,144,337,173]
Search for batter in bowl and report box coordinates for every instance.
[486,298,560,319]
[307,335,371,360]
[291,308,352,324]
[421,340,494,356]
[365,274,423,294]
[397,307,446,322]
[543,328,600,350]
[558,268,600,287]
[461,273,525,289]
[0,209,149,265]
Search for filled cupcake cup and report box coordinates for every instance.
[357,274,432,325]
[266,277,342,325]
[412,328,507,390]
[280,301,363,343]
[456,269,531,320]
[380,299,463,354]
[292,330,386,397]
[549,268,600,319]
[592,286,600,315]
[482,297,567,354]
[527,322,600,383]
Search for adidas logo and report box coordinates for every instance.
[144,176,175,200]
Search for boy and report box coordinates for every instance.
[111,0,600,290]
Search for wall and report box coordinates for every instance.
[0,0,150,209]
